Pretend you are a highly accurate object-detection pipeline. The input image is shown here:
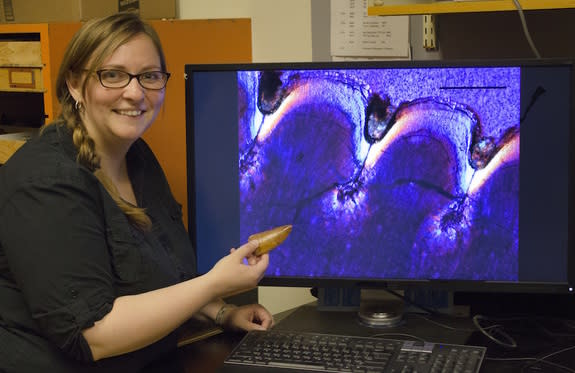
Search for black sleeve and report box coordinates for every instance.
[0,167,115,362]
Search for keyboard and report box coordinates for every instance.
[222,329,486,373]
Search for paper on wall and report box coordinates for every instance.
[331,0,410,59]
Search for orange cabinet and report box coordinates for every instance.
[0,22,80,164]
[144,19,252,227]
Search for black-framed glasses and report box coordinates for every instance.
[95,69,171,90]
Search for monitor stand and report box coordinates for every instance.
[357,289,405,328]
[315,288,453,328]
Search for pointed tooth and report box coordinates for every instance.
[249,225,293,256]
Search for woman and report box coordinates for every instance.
[0,13,272,372]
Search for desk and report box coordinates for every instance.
[153,303,575,372]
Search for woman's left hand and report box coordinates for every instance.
[222,304,274,331]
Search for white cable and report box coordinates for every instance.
[512,0,542,58]
[472,314,517,348]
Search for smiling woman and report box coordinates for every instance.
[0,12,275,373]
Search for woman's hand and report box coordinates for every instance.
[206,240,269,299]
[220,304,274,332]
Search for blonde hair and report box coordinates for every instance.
[54,13,168,231]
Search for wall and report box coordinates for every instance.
[179,0,313,63]
[437,10,575,59]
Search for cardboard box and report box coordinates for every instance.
[0,0,116,23]
[0,67,44,92]
[0,0,176,23]
[0,41,42,65]
[0,41,43,91]
[119,0,176,20]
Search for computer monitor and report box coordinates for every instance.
[185,59,575,299]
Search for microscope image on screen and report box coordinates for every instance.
[237,67,520,282]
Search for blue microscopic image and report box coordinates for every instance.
[238,67,520,281]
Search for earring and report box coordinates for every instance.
[75,100,83,111]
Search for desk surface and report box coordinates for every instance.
[151,303,575,373]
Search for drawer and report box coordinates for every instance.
[0,41,42,66]
[0,66,43,91]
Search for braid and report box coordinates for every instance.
[70,119,99,171]
[93,169,153,231]
[76,123,152,231]
[60,108,152,231]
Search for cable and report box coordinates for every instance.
[521,345,575,373]
[383,288,439,316]
[537,318,575,338]
[512,0,542,58]
[370,333,426,342]
[487,356,575,373]
[520,85,545,123]
[472,315,575,371]
[472,314,518,348]
[413,313,477,333]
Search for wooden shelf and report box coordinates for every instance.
[0,131,33,164]
[0,23,81,123]
[367,0,575,16]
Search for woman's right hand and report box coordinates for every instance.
[206,240,269,298]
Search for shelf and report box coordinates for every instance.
[367,0,575,16]
[0,131,32,164]
[0,23,81,124]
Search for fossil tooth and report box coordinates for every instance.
[249,225,293,256]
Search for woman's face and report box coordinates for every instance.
[76,33,165,150]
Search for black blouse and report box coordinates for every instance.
[0,124,197,372]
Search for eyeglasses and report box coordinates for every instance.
[94,69,171,90]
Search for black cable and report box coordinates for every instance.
[383,288,439,316]
[486,356,575,373]
[370,332,426,342]
[520,85,545,123]
[413,314,477,333]
[520,345,575,373]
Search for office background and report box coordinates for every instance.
[3,0,573,315]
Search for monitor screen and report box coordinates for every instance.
[185,59,575,294]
